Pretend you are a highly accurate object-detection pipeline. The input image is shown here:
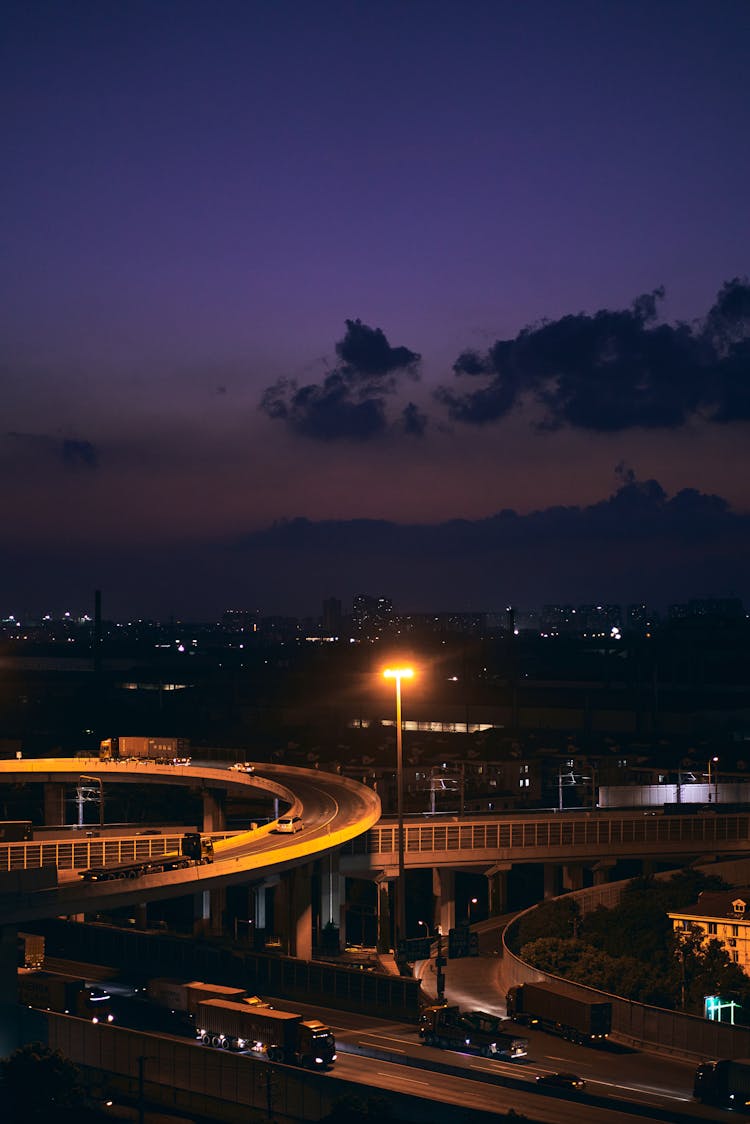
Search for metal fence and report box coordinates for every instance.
[0,832,234,872]
[345,811,750,860]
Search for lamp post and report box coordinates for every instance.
[137,1055,156,1124]
[467,896,478,925]
[384,666,413,951]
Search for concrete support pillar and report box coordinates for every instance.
[292,865,313,961]
[318,852,344,951]
[320,850,341,928]
[543,863,558,899]
[135,903,148,929]
[201,789,226,833]
[592,860,615,886]
[0,925,21,1056]
[43,782,65,826]
[272,866,312,960]
[0,925,17,1006]
[253,883,268,930]
[376,877,392,953]
[208,887,226,936]
[192,890,211,937]
[435,867,456,935]
[485,863,511,916]
[562,863,584,892]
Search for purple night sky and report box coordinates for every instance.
[2,0,749,620]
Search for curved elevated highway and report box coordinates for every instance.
[0,758,381,924]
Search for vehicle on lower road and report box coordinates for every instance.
[536,1072,586,1090]
[694,1058,750,1108]
[419,1004,528,1059]
[506,982,611,1045]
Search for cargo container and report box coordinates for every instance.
[17,932,45,969]
[99,736,191,763]
[196,998,336,1067]
[506,983,611,1045]
[147,978,249,1016]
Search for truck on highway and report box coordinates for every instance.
[506,983,611,1045]
[17,932,45,969]
[99,736,191,764]
[147,978,250,1016]
[195,998,337,1068]
[0,820,33,841]
[18,971,114,1023]
[419,1004,528,1059]
[79,831,213,881]
[694,1059,750,1108]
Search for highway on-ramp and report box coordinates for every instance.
[0,758,380,923]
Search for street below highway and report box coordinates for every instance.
[49,952,729,1124]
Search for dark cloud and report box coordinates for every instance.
[259,319,421,440]
[335,318,420,377]
[8,431,99,469]
[402,402,427,437]
[231,472,750,612]
[438,279,750,432]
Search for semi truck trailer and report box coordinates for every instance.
[694,1059,750,1108]
[506,983,611,1044]
[99,737,191,763]
[147,978,250,1016]
[80,831,213,881]
[18,971,114,1023]
[196,998,336,1068]
[419,1004,528,1059]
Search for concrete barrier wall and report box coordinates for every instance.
[46,1013,511,1124]
[36,919,423,1022]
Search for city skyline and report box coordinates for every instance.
[2,2,749,619]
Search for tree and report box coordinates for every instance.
[512,896,579,951]
[673,924,750,1014]
[0,1042,83,1121]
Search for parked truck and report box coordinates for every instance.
[80,831,213,881]
[419,1004,528,1059]
[99,736,191,764]
[18,971,114,1023]
[694,1059,750,1108]
[506,983,611,1045]
[196,998,337,1068]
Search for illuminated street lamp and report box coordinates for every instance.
[708,756,719,804]
[467,896,478,925]
[384,666,414,950]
